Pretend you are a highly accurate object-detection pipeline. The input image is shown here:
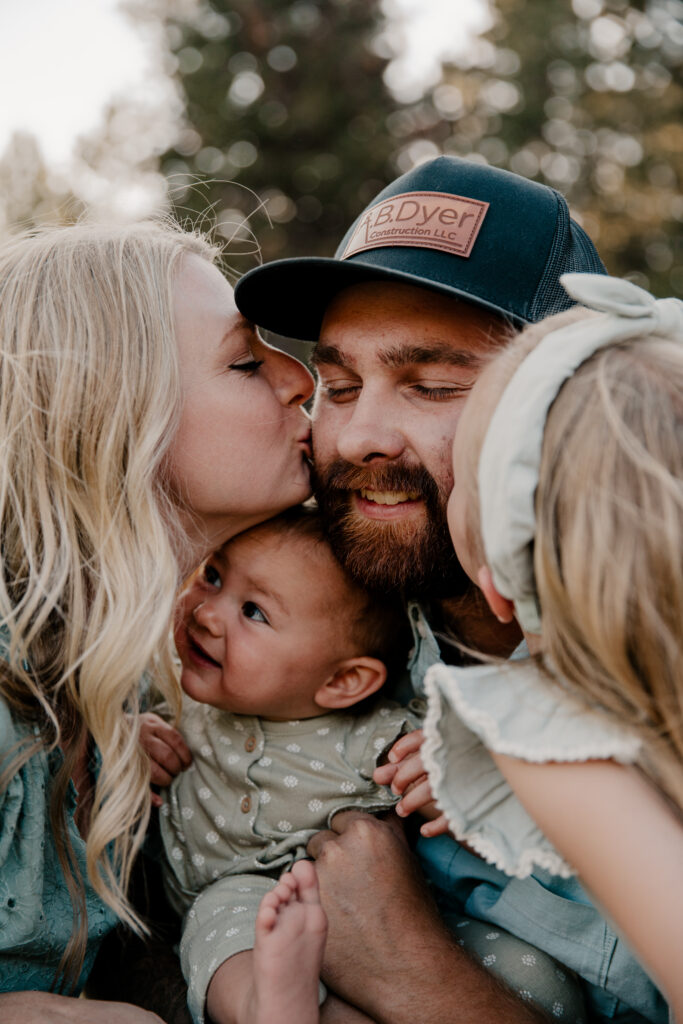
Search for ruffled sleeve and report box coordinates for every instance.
[421,658,641,880]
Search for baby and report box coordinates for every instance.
[149,504,416,1024]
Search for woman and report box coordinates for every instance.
[0,222,313,1022]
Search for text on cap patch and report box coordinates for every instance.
[341,190,489,260]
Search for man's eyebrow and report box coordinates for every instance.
[311,339,485,370]
[379,341,485,369]
[310,343,348,370]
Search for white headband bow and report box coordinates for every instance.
[478,273,683,634]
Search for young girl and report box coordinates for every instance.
[0,222,313,1022]
[379,274,683,1017]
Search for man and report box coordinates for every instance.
[234,157,667,1024]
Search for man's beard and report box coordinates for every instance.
[312,457,470,598]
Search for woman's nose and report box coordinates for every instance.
[265,344,315,407]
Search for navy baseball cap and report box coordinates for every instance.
[234,156,606,340]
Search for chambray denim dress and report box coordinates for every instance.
[400,602,668,1024]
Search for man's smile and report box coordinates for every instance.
[359,488,421,506]
[354,488,424,520]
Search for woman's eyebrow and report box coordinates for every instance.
[219,325,251,349]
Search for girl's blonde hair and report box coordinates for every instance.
[0,220,219,989]
[535,330,683,813]
[467,307,683,814]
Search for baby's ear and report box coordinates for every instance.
[477,565,516,624]
[315,657,387,711]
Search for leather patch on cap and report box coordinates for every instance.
[341,190,489,260]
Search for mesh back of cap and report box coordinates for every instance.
[529,195,606,323]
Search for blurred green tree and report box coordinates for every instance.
[159,0,405,275]
[415,0,683,296]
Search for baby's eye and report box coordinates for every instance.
[242,601,269,624]
[203,564,222,589]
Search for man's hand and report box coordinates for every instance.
[0,992,164,1024]
[307,810,546,1024]
[307,810,456,1021]
[374,730,449,838]
[138,712,192,806]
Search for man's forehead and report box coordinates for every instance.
[313,279,510,367]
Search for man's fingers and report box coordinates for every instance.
[327,809,374,834]
[308,809,380,858]
[307,828,338,859]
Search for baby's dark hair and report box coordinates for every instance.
[252,504,412,678]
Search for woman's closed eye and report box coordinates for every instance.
[242,601,269,625]
[229,358,264,374]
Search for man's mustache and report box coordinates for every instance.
[311,458,447,508]
[311,454,466,597]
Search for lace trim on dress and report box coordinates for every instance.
[420,660,641,879]
[421,675,574,879]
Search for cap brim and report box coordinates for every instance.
[234,255,526,342]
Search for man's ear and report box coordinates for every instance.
[315,657,387,710]
[477,565,516,624]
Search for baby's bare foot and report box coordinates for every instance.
[250,860,328,1024]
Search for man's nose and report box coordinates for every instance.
[336,392,406,465]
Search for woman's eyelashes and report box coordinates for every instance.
[229,358,264,374]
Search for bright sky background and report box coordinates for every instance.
[0,0,154,163]
[0,0,489,166]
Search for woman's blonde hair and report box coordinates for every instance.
[466,307,683,814]
[0,220,219,988]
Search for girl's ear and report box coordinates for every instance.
[477,565,516,624]
[315,657,387,711]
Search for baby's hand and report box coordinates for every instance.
[139,712,192,807]
[373,730,450,839]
